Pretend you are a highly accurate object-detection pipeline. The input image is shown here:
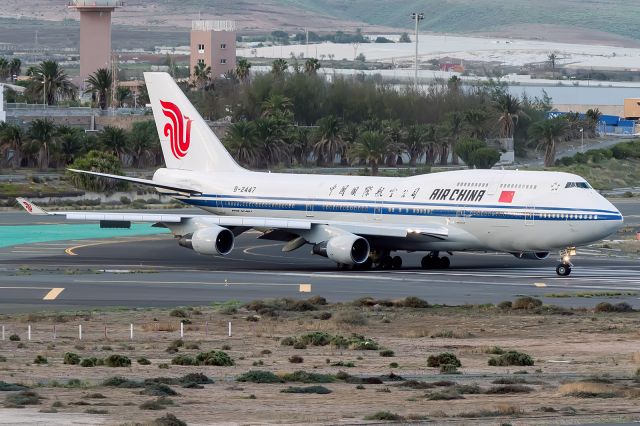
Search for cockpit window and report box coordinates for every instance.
[565,182,591,189]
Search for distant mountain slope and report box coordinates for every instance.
[3,0,639,45]
[276,0,640,41]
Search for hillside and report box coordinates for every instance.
[1,0,639,46]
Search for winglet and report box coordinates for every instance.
[16,198,48,215]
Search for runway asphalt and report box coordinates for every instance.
[0,200,638,313]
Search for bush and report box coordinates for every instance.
[307,295,327,305]
[427,353,461,368]
[427,389,463,400]
[9,334,20,341]
[595,302,634,313]
[280,337,296,346]
[236,370,283,383]
[80,357,102,368]
[347,334,379,350]
[102,376,143,388]
[138,357,151,365]
[63,352,81,365]
[455,138,487,166]
[180,373,213,385]
[468,147,500,169]
[299,332,332,346]
[281,385,332,394]
[396,296,430,308]
[317,312,332,320]
[0,381,28,391]
[119,196,131,205]
[195,350,234,366]
[104,354,131,367]
[282,371,335,383]
[150,413,187,426]
[288,355,304,364]
[485,384,533,394]
[379,349,395,357]
[334,310,367,326]
[488,351,534,367]
[33,355,48,365]
[364,411,404,421]
[439,364,460,374]
[485,346,505,355]
[512,297,543,310]
[497,301,512,310]
[4,390,41,407]
[293,341,307,350]
[169,309,187,318]
[171,355,196,366]
[141,383,178,397]
[139,399,168,411]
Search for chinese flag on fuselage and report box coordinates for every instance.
[499,191,515,203]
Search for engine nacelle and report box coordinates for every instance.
[313,234,370,265]
[511,251,550,260]
[179,226,234,256]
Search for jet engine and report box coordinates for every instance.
[313,234,370,265]
[178,226,234,256]
[511,251,550,260]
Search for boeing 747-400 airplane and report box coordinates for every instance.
[18,72,623,276]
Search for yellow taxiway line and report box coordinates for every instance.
[43,288,65,300]
[65,236,166,256]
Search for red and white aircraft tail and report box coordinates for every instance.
[144,72,243,173]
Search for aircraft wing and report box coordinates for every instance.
[16,198,448,239]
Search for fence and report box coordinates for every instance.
[0,321,233,342]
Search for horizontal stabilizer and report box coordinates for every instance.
[66,169,202,195]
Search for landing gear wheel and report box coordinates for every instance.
[392,256,403,270]
[421,255,434,269]
[556,263,571,276]
[354,258,373,271]
[438,256,450,269]
[381,256,393,270]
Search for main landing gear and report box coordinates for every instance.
[555,247,576,276]
[421,252,450,270]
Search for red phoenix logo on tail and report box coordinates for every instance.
[160,100,193,159]
[22,200,33,213]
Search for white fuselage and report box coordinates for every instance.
[156,168,623,254]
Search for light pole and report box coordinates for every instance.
[411,12,424,89]
[38,72,47,107]
[580,127,584,152]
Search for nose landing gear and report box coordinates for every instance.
[556,247,576,276]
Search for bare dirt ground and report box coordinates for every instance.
[1,297,640,425]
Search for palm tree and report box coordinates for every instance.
[235,58,252,82]
[271,59,288,76]
[9,58,21,81]
[313,115,344,166]
[99,126,129,163]
[28,60,77,105]
[27,118,57,169]
[304,58,321,75]
[548,52,558,77]
[404,124,427,167]
[127,121,157,167]
[261,94,293,117]
[464,109,489,140]
[254,117,290,167]
[0,57,8,80]
[494,93,525,139]
[530,117,569,167]
[192,62,212,90]
[348,130,387,176]
[445,111,465,165]
[56,125,83,165]
[116,86,132,107]
[85,68,113,110]
[224,121,261,167]
[0,123,23,168]
[381,119,404,166]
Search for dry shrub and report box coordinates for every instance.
[558,382,621,398]
[631,352,640,364]
[334,310,367,326]
[401,328,430,338]
[456,403,522,418]
[142,322,177,332]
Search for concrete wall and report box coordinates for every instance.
[79,9,113,83]
[554,104,624,116]
[190,30,236,78]
[0,85,5,123]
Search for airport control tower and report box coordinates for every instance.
[68,0,122,82]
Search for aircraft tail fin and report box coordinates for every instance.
[143,72,243,173]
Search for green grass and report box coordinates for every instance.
[551,158,640,190]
